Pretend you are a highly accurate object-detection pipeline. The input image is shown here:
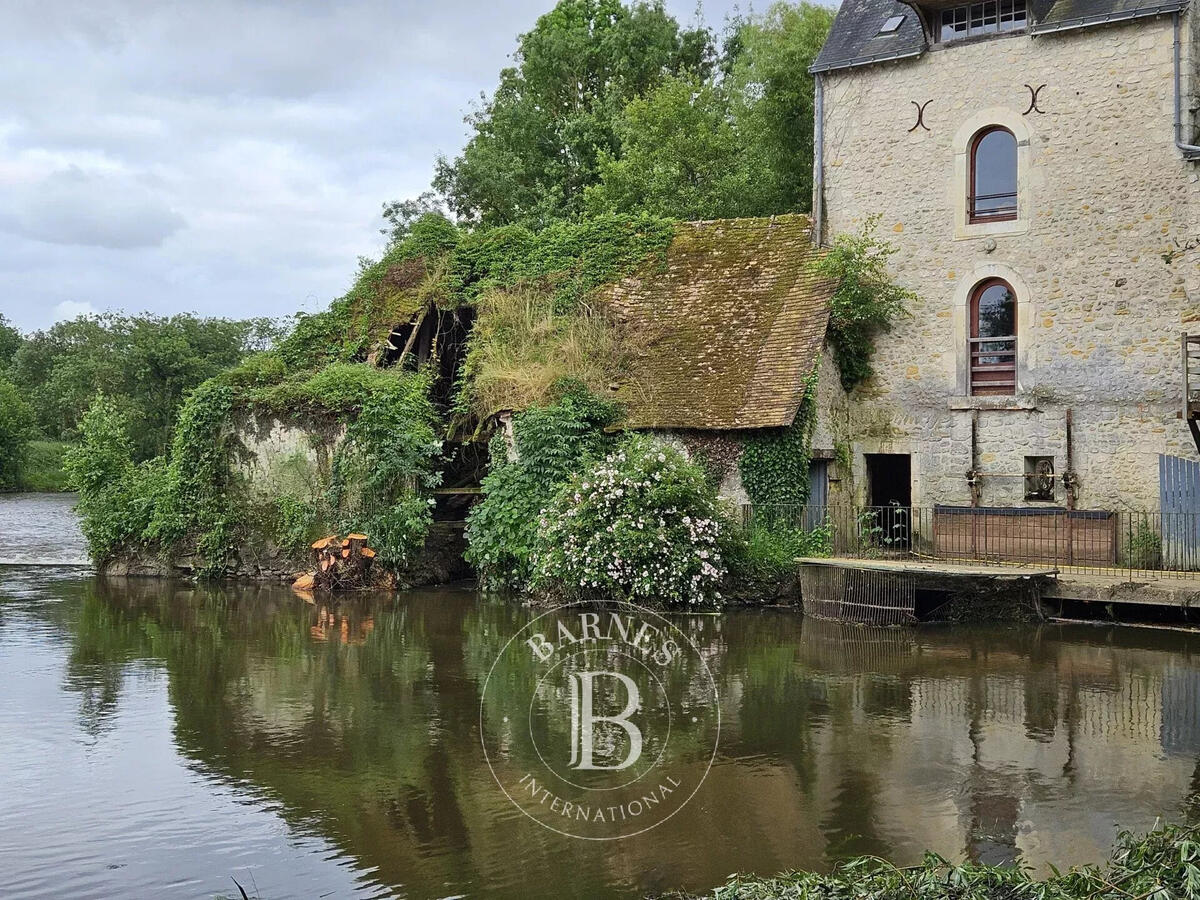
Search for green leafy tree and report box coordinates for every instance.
[0,314,21,372]
[0,377,35,488]
[10,312,280,460]
[433,0,713,227]
[573,2,833,221]
[585,75,773,220]
[726,2,835,214]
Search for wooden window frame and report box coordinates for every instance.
[938,0,1028,43]
[969,278,1017,396]
[969,126,1018,224]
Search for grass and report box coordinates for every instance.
[725,520,833,582]
[669,823,1200,900]
[16,440,73,492]
[460,284,638,418]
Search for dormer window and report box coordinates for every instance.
[938,1,1027,43]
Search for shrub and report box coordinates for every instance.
[1126,520,1163,570]
[532,435,727,608]
[64,396,167,564]
[465,383,621,589]
[678,823,1200,900]
[725,520,833,583]
[0,377,35,489]
[811,220,914,391]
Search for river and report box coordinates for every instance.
[3,494,1200,898]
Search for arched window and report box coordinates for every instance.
[970,278,1016,395]
[969,127,1018,222]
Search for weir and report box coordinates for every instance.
[798,557,1054,624]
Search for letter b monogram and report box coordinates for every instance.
[568,671,643,770]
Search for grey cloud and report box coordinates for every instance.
[0,0,744,333]
[1,168,186,249]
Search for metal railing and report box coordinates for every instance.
[969,190,1018,221]
[970,335,1016,394]
[742,503,1200,581]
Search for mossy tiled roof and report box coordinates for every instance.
[605,214,833,431]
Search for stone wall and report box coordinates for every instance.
[820,12,1200,512]
[230,413,343,500]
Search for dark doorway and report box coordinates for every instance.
[866,454,911,508]
[865,454,912,551]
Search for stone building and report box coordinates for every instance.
[813,0,1200,515]
[497,214,849,510]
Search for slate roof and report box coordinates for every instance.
[603,215,834,432]
[812,0,1189,74]
[811,0,926,73]
[1034,0,1188,32]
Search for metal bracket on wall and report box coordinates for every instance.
[909,100,932,132]
[1023,83,1047,115]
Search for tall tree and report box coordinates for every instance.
[726,2,835,213]
[433,0,713,228]
[484,1,834,224]
[585,75,775,221]
[0,314,21,372]
[9,313,280,460]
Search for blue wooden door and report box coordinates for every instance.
[1159,454,1200,569]
[805,459,829,530]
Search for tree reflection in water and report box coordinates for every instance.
[6,574,1200,898]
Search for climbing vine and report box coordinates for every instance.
[738,369,819,510]
[811,219,915,391]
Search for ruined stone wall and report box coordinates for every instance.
[230,413,343,500]
[821,13,1200,512]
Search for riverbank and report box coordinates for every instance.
[671,824,1200,899]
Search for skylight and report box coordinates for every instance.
[879,14,906,35]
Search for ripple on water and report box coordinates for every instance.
[0,493,90,566]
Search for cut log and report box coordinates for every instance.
[292,573,315,591]
[309,532,378,592]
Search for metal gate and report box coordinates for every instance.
[1159,454,1200,569]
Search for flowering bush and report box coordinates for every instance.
[465,383,621,589]
[532,435,727,607]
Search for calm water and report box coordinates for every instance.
[5,496,1200,898]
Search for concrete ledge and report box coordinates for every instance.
[947,396,1040,412]
[798,557,1057,578]
[1044,573,1200,609]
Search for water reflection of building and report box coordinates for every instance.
[738,619,1200,871]
[58,584,1200,895]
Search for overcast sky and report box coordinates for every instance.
[0,0,753,333]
